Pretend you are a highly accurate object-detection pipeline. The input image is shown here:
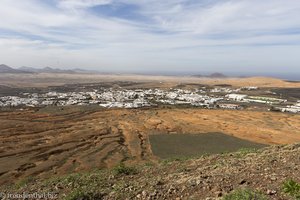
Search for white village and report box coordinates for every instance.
[0,86,299,113]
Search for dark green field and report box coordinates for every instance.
[149,132,267,159]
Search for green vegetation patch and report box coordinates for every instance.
[223,188,268,200]
[113,163,138,175]
[14,176,35,189]
[65,190,106,200]
[282,179,300,199]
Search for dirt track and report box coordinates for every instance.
[0,108,299,184]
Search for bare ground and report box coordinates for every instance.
[0,108,299,185]
[1,143,299,200]
[0,73,300,88]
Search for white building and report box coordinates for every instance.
[218,104,241,110]
[226,94,248,101]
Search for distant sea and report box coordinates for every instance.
[265,73,300,81]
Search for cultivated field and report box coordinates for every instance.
[0,107,299,184]
[149,132,267,159]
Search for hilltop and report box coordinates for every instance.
[1,144,299,200]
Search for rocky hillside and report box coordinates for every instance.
[1,144,299,200]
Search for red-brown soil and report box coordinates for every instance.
[0,108,299,185]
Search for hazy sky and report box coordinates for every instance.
[0,0,300,75]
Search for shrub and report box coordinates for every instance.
[223,188,268,200]
[15,176,34,189]
[237,148,258,156]
[65,190,105,200]
[282,179,300,199]
[113,163,137,175]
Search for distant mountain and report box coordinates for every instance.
[18,66,39,73]
[191,74,204,78]
[192,72,227,78]
[0,64,31,73]
[18,66,97,74]
[72,68,100,74]
[19,66,75,73]
[0,64,99,74]
[40,67,75,73]
[209,73,227,78]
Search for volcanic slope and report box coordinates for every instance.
[2,144,300,200]
[0,108,299,184]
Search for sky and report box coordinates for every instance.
[0,0,300,77]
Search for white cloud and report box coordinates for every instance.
[57,0,112,10]
[0,0,299,75]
